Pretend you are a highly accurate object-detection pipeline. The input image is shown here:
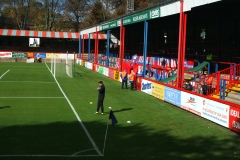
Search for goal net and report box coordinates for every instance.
[48,53,73,78]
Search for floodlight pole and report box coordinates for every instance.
[127,0,134,14]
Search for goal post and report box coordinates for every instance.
[66,51,73,78]
[46,52,73,78]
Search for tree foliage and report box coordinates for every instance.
[1,0,32,29]
[0,0,169,31]
[64,0,90,32]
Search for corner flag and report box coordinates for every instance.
[109,110,118,126]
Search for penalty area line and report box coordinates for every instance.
[72,148,95,156]
[0,155,99,157]
[45,63,103,156]
[0,81,55,83]
[0,69,10,79]
[0,97,64,99]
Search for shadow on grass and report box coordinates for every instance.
[76,72,83,76]
[0,121,239,160]
[0,106,10,109]
[112,108,133,113]
[103,108,133,115]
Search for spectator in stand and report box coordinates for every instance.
[206,75,213,85]
[201,82,208,95]
[102,55,106,65]
[200,74,213,95]
[120,69,128,89]
[161,57,166,68]
[183,81,193,91]
[128,70,135,90]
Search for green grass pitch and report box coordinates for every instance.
[0,62,239,160]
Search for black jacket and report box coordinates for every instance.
[98,84,105,100]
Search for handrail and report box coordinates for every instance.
[199,63,240,95]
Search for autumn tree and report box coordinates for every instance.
[0,0,170,30]
[29,1,45,30]
[64,0,90,32]
[85,0,111,27]
[2,0,32,29]
[40,0,64,31]
[1,6,17,28]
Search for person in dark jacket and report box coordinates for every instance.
[161,57,166,68]
[95,81,105,115]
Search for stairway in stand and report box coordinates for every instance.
[209,63,240,105]
[225,84,240,105]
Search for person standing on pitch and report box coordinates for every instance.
[128,70,135,90]
[95,81,105,115]
[120,69,128,89]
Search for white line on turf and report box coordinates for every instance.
[0,155,99,157]
[45,63,103,156]
[0,81,55,83]
[11,69,47,71]
[0,97,64,99]
[72,148,95,156]
[0,69,10,79]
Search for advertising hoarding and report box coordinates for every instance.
[229,106,240,133]
[34,52,46,58]
[114,70,120,82]
[164,87,181,107]
[103,67,109,77]
[108,68,114,79]
[201,98,229,128]
[141,79,153,95]
[12,52,27,58]
[152,82,165,100]
[181,92,202,116]
[0,52,12,58]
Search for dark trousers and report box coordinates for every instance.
[122,79,127,89]
[130,80,134,90]
[97,99,104,113]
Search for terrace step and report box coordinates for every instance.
[230,86,240,92]
[225,97,240,105]
[227,92,240,100]
[211,89,240,105]
[211,94,240,105]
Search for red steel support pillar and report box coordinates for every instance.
[181,13,187,86]
[176,0,187,89]
[120,20,125,71]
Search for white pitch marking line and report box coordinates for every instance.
[0,81,55,83]
[0,155,99,157]
[0,97,64,99]
[0,69,10,79]
[72,148,95,156]
[45,63,103,156]
[11,69,47,71]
